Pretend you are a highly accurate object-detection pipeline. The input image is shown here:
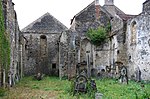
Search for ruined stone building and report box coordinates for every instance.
[59,0,150,80]
[21,13,67,76]
[0,0,150,87]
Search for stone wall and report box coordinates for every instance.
[143,0,150,14]
[0,0,21,87]
[95,42,110,71]
[111,15,128,66]
[74,2,110,37]
[59,30,78,79]
[21,12,67,76]
[21,32,60,76]
[126,13,150,80]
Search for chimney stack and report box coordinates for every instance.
[95,0,100,20]
[105,0,114,5]
[95,0,99,5]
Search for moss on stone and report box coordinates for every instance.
[0,0,10,72]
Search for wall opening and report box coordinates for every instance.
[40,35,46,39]
[40,35,47,57]
[39,35,48,74]
[52,63,56,69]
[131,21,137,44]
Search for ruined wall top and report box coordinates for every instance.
[143,0,150,14]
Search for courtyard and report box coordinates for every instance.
[1,77,150,99]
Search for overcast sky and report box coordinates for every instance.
[12,0,146,29]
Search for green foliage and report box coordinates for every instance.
[3,77,150,99]
[87,27,107,45]
[96,78,150,99]
[106,22,111,33]
[86,80,97,99]
[0,88,6,97]
[0,0,10,72]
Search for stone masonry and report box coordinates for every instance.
[21,13,67,76]
[0,0,150,87]
[0,0,21,87]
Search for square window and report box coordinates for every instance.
[52,63,56,69]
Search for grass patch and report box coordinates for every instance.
[3,77,150,99]
[96,78,150,99]
[0,88,6,97]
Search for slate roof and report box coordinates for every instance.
[103,5,125,16]
[22,12,68,33]
[103,3,138,20]
[118,14,137,21]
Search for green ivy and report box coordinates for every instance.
[87,27,107,45]
[0,0,10,74]
[106,22,111,33]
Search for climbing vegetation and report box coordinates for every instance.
[0,0,10,72]
[105,22,111,33]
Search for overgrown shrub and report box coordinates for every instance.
[87,27,107,45]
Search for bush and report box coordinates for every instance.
[0,88,6,97]
[87,27,107,45]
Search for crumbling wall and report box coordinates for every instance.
[22,32,60,76]
[59,30,78,79]
[143,0,150,14]
[126,13,150,80]
[71,2,111,74]
[111,15,128,69]
[6,0,21,86]
[0,0,21,87]
[21,12,67,76]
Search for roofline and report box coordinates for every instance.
[70,1,95,25]
[75,1,95,18]
[70,1,113,25]
[21,12,68,32]
[21,31,62,34]
[143,0,149,4]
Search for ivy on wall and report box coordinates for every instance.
[0,0,10,73]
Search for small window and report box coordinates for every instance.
[117,50,120,54]
[40,35,46,39]
[52,63,56,69]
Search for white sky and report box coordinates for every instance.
[12,0,146,29]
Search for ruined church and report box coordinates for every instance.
[0,0,150,87]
